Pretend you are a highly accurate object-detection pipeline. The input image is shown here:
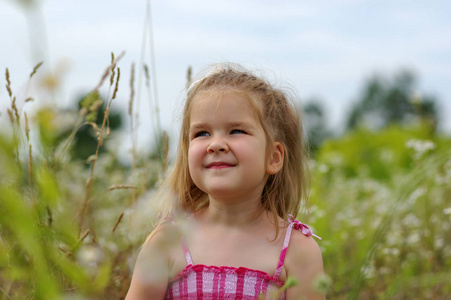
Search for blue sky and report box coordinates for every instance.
[1,0,450,151]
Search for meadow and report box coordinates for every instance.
[0,57,450,299]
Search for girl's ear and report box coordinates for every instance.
[266,142,284,175]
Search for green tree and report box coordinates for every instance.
[346,70,439,133]
[70,94,123,162]
[303,100,332,153]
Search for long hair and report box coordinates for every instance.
[154,64,309,238]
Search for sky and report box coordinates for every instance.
[1,0,450,155]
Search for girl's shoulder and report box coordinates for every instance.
[288,228,322,258]
[282,216,322,262]
[143,219,184,248]
[282,222,325,299]
[126,222,179,299]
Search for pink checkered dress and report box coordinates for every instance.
[164,215,320,299]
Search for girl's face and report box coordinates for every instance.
[187,90,271,202]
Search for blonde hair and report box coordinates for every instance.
[154,64,309,237]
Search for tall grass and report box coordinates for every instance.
[311,128,451,299]
[1,59,450,299]
[0,56,162,298]
[1,2,450,298]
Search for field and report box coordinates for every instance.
[0,59,450,299]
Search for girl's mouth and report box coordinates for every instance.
[205,162,235,169]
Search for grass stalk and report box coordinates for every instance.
[112,212,124,234]
[79,105,110,236]
[128,63,137,204]
[78,53,125,236]
[5,69,22,168]
[24,112,33,188]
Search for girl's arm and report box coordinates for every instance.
[285,232,326,300]
[125,228,171,300]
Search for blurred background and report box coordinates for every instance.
[1,0,451,151]
[0,0,450,299]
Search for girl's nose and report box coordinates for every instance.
[207,139,229,153]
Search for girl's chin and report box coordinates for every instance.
[203,186,241,198]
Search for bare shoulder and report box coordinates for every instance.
[284,229,326,300]
[287,229,323,262]
[125,223,178,300]
[143,221,183,249]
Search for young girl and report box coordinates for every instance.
[126,64,325,300]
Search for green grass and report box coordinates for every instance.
[1,60,450,299]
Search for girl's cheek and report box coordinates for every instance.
[188,143,204,161]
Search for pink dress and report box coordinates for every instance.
[164,215,321,300]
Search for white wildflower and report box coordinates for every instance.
[318,164,329,173]
[435,174,446,185]
[406,187,426,206]
[402,213,420,227]
[382,247,400,256]
[406,139,436,159]
[444,159,451,180]
[407,232,420,245]
[443,207,451,215]
[443,246,451,258]
[361,264,375,279]
[76,244,103,270]
[349,218,362,227]
[435,238,444,249]
[363,179,377,192]
[386,233,399,247]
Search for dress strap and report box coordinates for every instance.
[181,238,193,265]
[164,215,193,266]
[273,214,321,279]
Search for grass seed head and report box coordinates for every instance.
[81,91,100,109]
[86,111,98,122]
[25,112,30,141]
[30,61,44,78]
[110,52,116,87]
[112,67,120,100]
[186,65,192,89]
[7,109,14,124]
[112,212,124,233]
[12,96,20,124]
[89,100,103,112]
[110,64,116,87]
[5,68,12,98]
[128,63,135,116]
[143,64,150,86]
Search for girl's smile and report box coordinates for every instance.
[205,161,236,169]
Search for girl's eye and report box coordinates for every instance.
[194,131,210,138]
[230,129,246,134]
